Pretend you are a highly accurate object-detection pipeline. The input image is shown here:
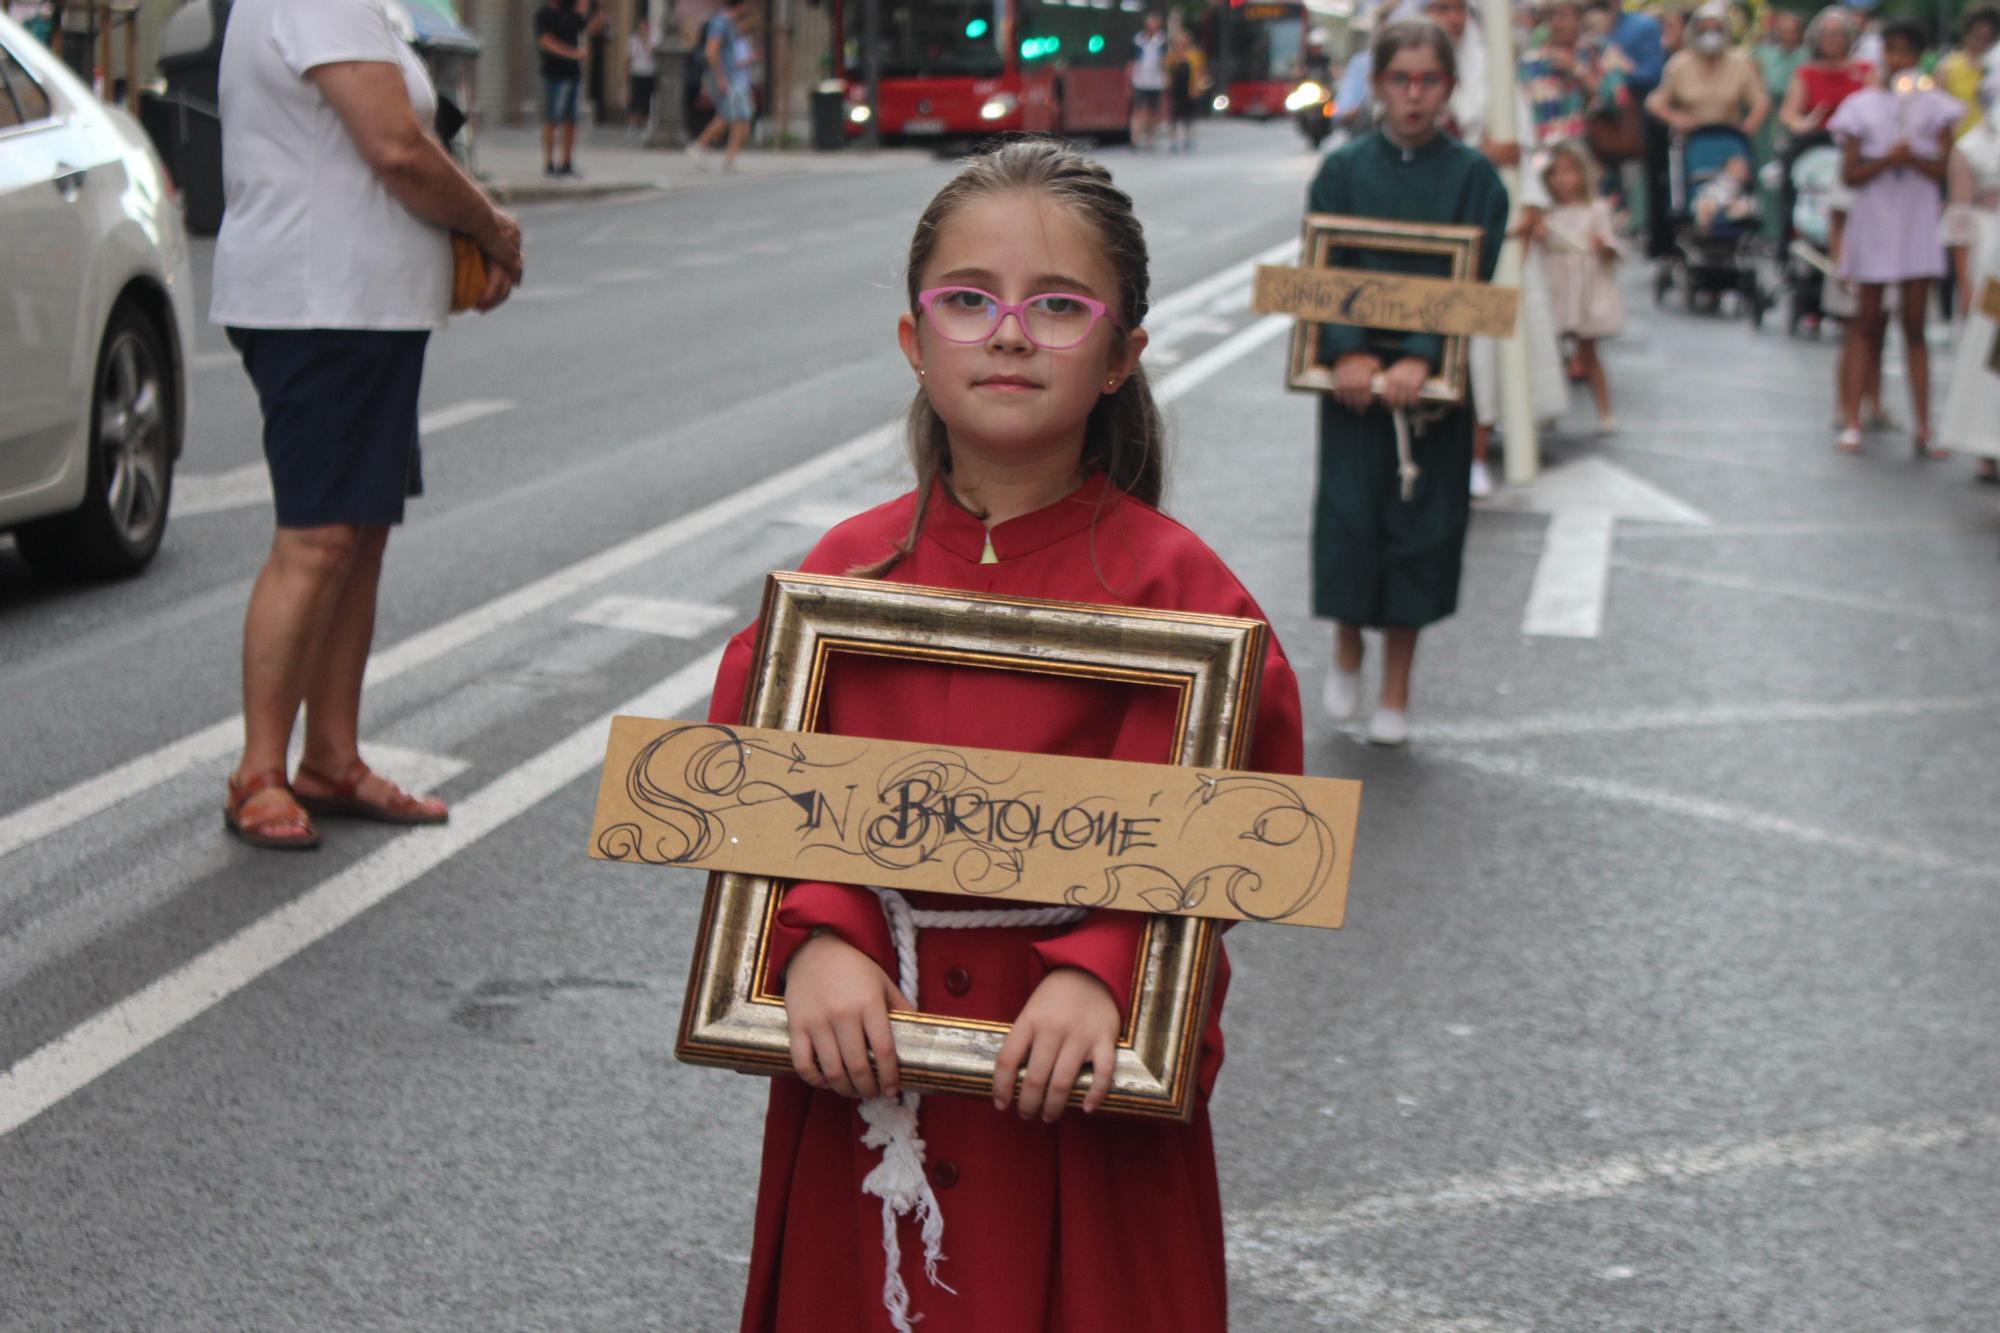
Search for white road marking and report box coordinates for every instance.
[1420,691,2000,745]
[1614,558,2000,630]
[173,400,518,518]
[777,501,873,530]
[171,463,271,518]
[505,283,587,301]
[571,593,739,639]
[416,398,515,434]
[1617,518,1981,541]
[0,247,1294,867]
[1447,749,2000,883]
[191,349,240,372]
[1486,456,1710,638]
[588,267,666,283]
[0,650,722,1140]
[1154,315,1291,400]
[1231,1112,2000,1236]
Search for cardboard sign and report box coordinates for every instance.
[1253,264,1520,339]
[590,718,1359,929]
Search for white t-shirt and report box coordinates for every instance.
[1132,30,1167,91]
[628,30,658,78]
[211,0,451,331]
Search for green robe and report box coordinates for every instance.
[1307,129,1509,630]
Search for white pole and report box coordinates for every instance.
[1479,0,1540,486]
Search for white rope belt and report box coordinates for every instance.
[857,888,1086,1332]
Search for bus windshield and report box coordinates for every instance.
[1225,5,1303,82]
[851,0,1009,78]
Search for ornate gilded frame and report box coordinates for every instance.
[673,572,1267,1122]
[1284,213,1486,407]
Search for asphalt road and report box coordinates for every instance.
[3,120,1997,1332]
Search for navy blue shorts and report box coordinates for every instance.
[544,76,581,125]
[227,327,428,528]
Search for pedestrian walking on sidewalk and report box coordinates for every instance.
[1128,11,1169,149]
[627,16,658,136]
[686,0,754,170]
[210,0,522,851]
[534,0,602,176]
[1828,20,1958,456]
[1310,21,1509,747]
[717,138,1303,1333]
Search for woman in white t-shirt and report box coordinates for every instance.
[211,0,523,851]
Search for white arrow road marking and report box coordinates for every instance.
[174,400,517,518]
[1486,456,1710,638]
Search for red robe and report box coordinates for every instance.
[707,475,1304,1333]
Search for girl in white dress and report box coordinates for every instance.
[1939,76,2000,482]
[1536,141,1625,430]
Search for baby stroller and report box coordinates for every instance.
[1773,129,1842,336]
[1651,124,1772,324]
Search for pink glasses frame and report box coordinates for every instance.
[915,286,1123,350]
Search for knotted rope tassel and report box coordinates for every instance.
[855,889,1086,1332]
[1392,406,1422,503]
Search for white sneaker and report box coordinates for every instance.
[1367,707,1410,747]
[1469,459,1494,499]
[685,143,710,172]
[1321,667,1362,721]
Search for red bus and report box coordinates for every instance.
[1202,0,1309,119]
[835,0,1149,143]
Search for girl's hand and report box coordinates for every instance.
[1331,352,1383,412]
[784,932,914,1099]
[992,966,1120,1122]
[1379,355,1429,410]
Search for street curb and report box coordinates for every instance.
[486,181,658,205]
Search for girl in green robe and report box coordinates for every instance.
[1308,19,1510,746]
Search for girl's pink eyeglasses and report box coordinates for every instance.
[916,286,1122,351]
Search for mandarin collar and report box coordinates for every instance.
[922,473,1115,564]
[1375,126,1449,164]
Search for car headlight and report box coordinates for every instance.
[849,104,872,124]
[1284,82,1325,112]
[980,93,1018,121]
[1212,94,1230,112]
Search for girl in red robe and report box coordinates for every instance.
[707,139,1303,1333]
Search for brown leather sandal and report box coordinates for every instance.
[293,758,449,826]
[224,769,321,851]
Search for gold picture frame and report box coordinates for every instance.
[1284,213,1487,407]
[673,572,1267,1122]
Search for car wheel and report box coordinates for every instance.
[15,304,176,580]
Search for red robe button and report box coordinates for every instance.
[943,966,972,996]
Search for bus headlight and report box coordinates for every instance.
[980,93,1019,121]
[849,104,873,124]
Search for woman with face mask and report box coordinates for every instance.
[1644,1,1770,136]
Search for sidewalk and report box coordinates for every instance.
[468,123,937,204]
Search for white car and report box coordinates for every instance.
[0,13,193,578]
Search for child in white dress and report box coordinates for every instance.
[1535,141,1624,431]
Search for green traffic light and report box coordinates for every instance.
[966,17,988,37]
